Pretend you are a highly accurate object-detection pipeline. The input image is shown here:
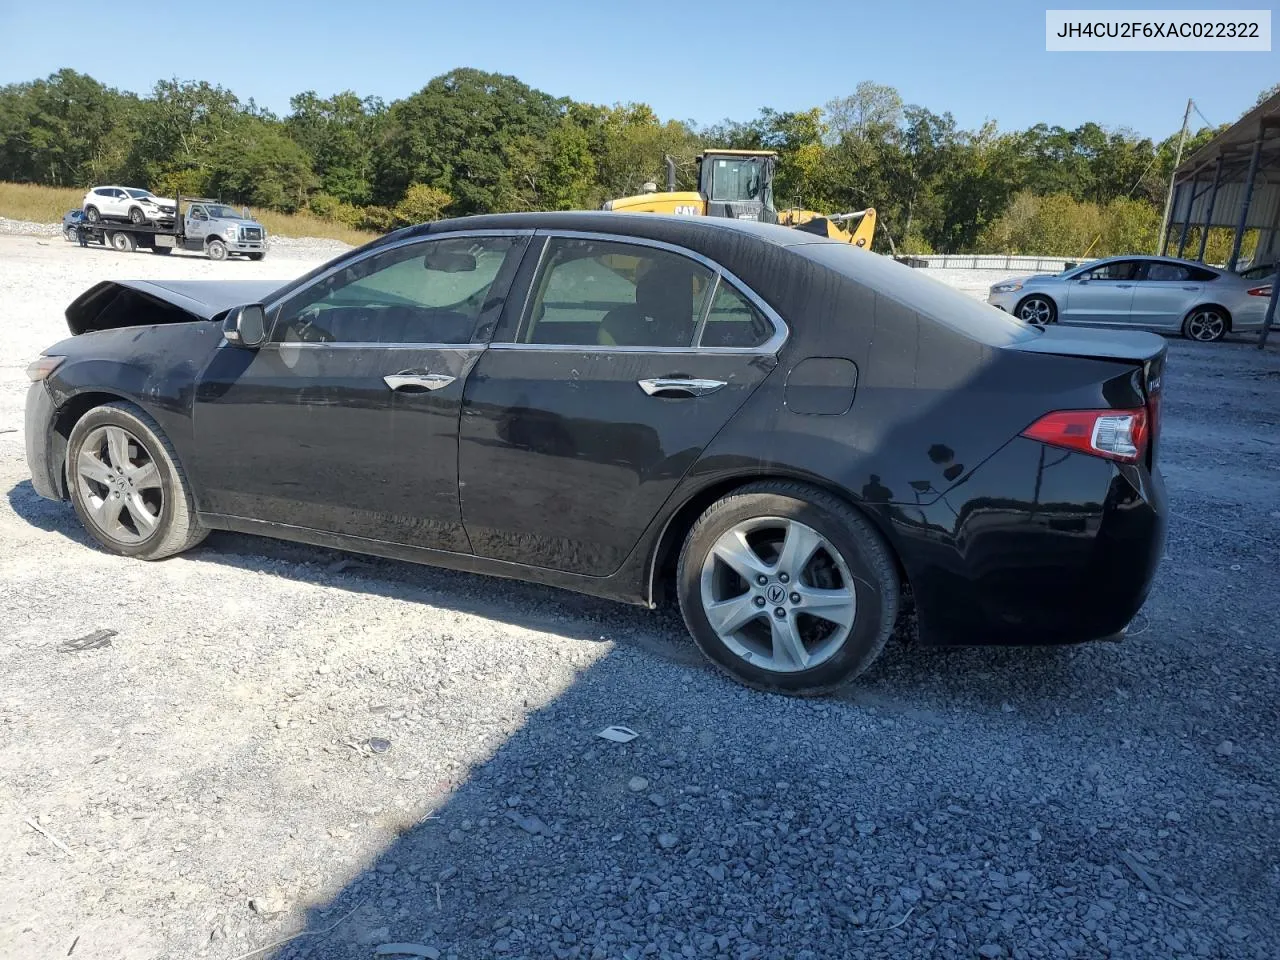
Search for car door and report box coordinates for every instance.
[1061,260,1140,325]
[457,232,782,575]
[186,204,208,246]
[1129,260,1205,330]
[191,232,530,551]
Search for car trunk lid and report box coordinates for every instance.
[1007,325,1166,467]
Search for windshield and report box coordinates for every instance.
[204,205,243,219]
[125,189,155,199]
[708,156,767,203]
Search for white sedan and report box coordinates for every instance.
[986,255,1271,342]
[82,187,177,226]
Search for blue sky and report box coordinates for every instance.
[1,0,1273,140]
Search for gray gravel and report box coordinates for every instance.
[0,243,1277,960]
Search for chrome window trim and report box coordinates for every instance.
[496,229,789,355]
[257,341,488,352]
[262,229,536,346]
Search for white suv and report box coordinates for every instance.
[82,186,177,225]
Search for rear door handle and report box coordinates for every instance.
[637,377,727,398]
[384,373,455,392]
[1116,284,1133,289]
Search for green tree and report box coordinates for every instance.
[372,68,565,213]
[286,91,383,205]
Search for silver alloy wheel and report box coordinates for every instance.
[75,425,164,545]
[699,516,857,673]
[1018,297,1053,325]
[207,240,227,261]
[1185,309,1226,341]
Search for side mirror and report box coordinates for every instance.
[223,304,268,348]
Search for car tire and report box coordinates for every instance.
[63,226,77,242]
[1182,306,1228,342]
[676,481,900,695]
[66,401,208,561]
[84,205,100,223]
[206,239,228,261]
[128,206,146,225]
[1015,295,1057,325]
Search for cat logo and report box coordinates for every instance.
[673,205,700,216]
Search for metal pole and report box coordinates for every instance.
[1196,159,1222,262]
[1177,172,1199,256]
[1157,98,1194,254]
[1161,183,1182,256]
[1228,133,1265,271]
[1258,271,1278,349]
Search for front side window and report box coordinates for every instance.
[520,238,714,348]
[1080,261,1138,281]
[274,236,518,345]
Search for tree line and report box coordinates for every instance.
[1,68,1270,255]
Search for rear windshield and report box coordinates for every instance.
[793,242,1039,347]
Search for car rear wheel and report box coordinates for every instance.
[1182,307,1228,342]
[206,239,228,261]
[1016,295,1057,325]
[67,402,207,560]
[676,481,900,695]
[108,231,136,253]
[84,205,100,223]
[128,206,146,225]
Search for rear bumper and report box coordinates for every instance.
[25,381,64,500]
[892,437,1166,646]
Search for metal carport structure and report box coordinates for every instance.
[1164,91,1280,347]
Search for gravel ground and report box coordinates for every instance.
[1,237,1278,960]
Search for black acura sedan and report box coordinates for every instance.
[24,212,1167,693]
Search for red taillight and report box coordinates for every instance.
[1248,285,1273,297]
[1022,408,1148,463]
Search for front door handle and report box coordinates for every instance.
[1116,284,1133,289]
[637,377,727,398]
[384,373,455,392]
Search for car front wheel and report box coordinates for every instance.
[1016,295,1057,325]
[128,206,146,224]
[676,481,900,695]
[206,239,228,261]
[67,401,207,560]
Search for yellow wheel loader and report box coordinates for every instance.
[601,149,876,250]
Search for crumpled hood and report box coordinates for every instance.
[65,279,282,335]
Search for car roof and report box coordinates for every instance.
[1086,253,1223,273]
[402,210,843,249]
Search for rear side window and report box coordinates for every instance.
[520,238,714,348]
[698,280,773,348]
[1142,262,1191,282]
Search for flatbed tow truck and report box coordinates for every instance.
[78,196,269,261]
